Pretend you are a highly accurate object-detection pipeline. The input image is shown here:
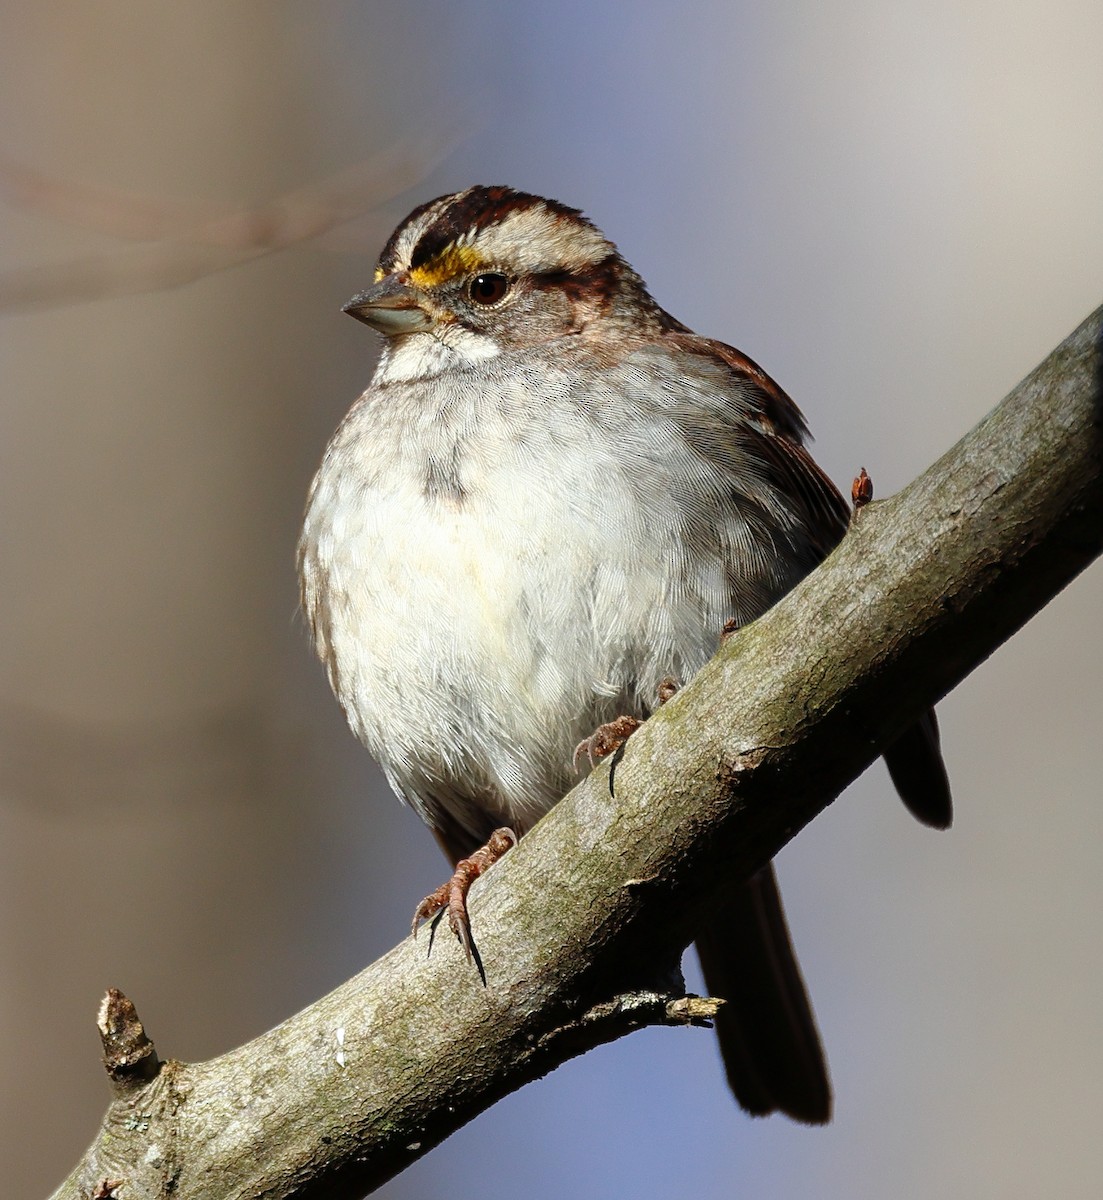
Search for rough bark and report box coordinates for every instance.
[52,304,1103,1200]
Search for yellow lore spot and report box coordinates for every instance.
[408,244,485,289]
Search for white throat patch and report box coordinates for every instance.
[373,326,501,384]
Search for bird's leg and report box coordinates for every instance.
[412,827,517,960]
[572,677,680,769]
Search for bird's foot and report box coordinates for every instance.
[412,827,517,960]
[572,679,678,771]
[573,715,642,771]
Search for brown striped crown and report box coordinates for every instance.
[375,186,627,290]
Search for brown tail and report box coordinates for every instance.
[884,708,953,829]
[695,863,831,1123]
[697,710,951,1121]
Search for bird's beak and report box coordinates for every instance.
[342,275,434,335]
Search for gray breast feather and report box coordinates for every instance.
[298,341,840,842]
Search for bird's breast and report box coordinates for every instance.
[298,359,756,823]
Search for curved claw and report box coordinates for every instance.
[412,827,518,962]
[572,735,596,772]
[573,715,643,773]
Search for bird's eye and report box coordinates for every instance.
[468,273,510,305]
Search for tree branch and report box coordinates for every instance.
[50,304,1103,1200]
[0,131,459,311]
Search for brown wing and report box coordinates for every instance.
[664,326,952,828]
[663,328,851,560]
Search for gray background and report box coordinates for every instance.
[3,3,1101,1197]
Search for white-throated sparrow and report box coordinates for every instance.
[298,186,951,1124]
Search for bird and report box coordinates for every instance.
[298,185,952,1124]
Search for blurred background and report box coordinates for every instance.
[2,3,1101,1197]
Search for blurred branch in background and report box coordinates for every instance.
[48,305,1102,1200]
[0,130,457,310]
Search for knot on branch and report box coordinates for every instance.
[717,746,768,790]
[664,995,726,1025]
[535,988,725,1065]
[576,988,725,1036]
[98,988,160,1089]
